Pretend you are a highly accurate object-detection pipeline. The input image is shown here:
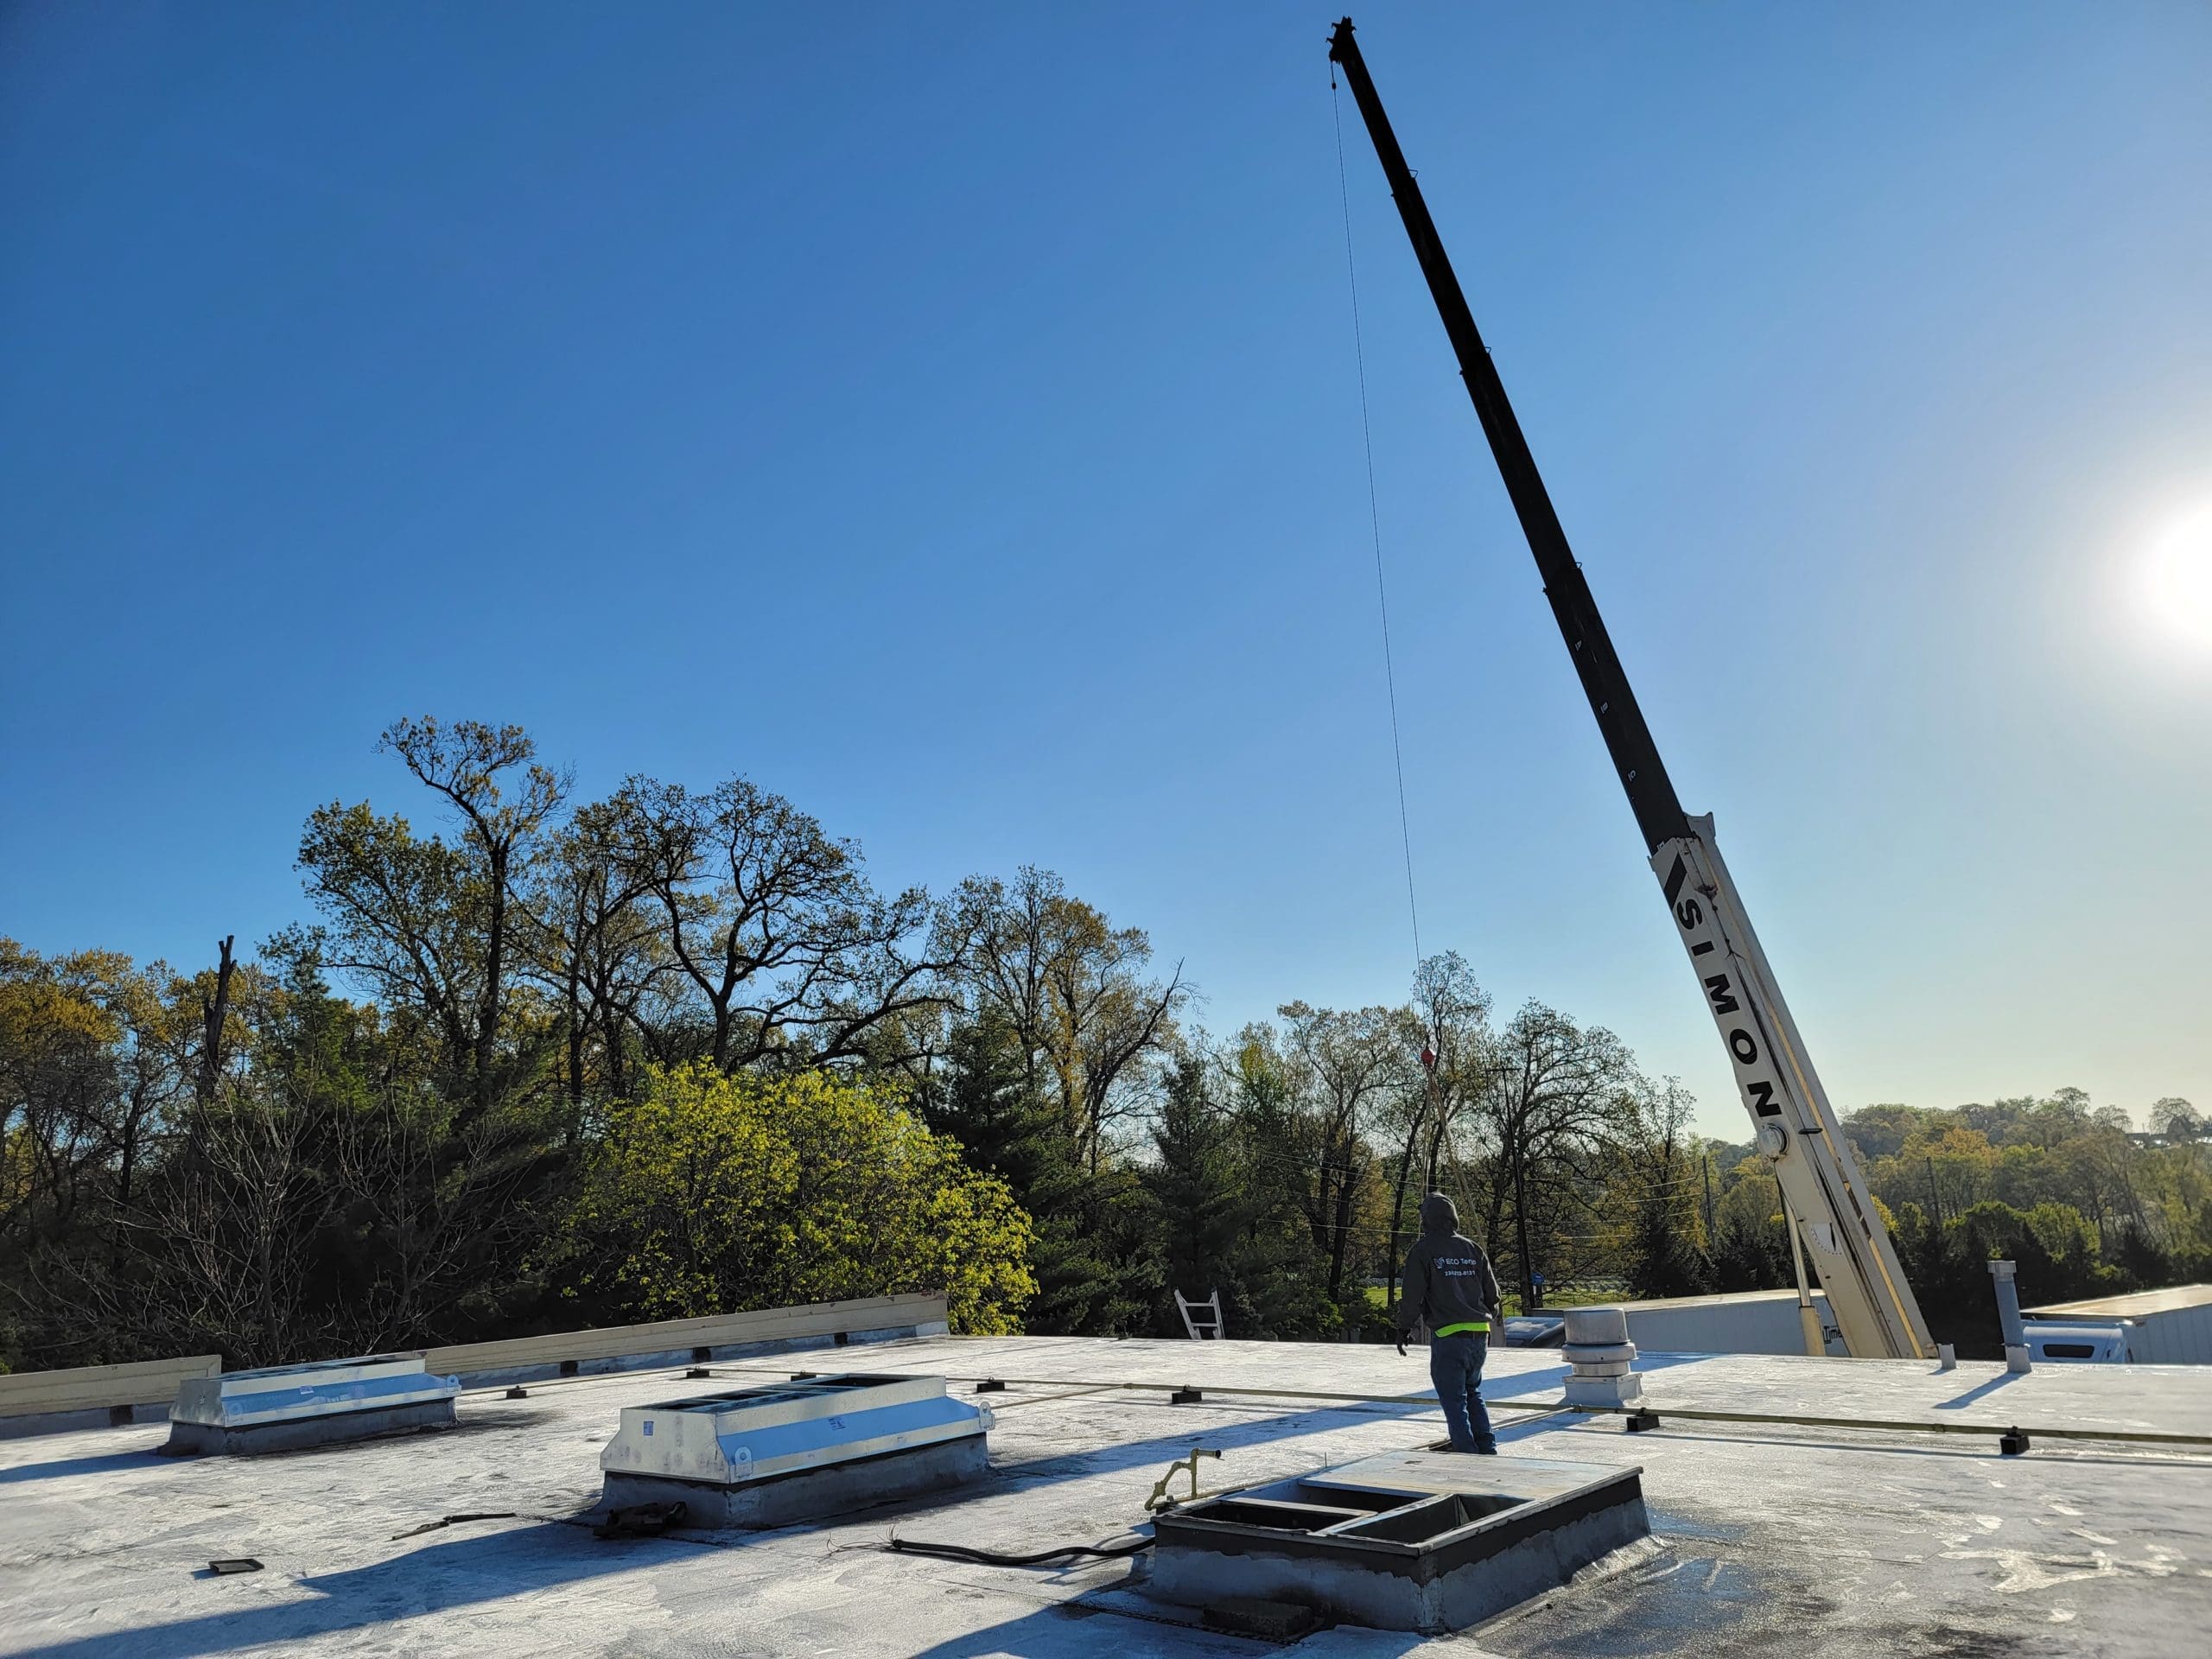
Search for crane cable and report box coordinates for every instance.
[1332,72,1422,979]
[1334,72,1446,1180]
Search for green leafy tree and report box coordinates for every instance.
[948,867,1188,1173]
[1707,1164,1791,1293]
[561,1064,1033,1334]
[286,718,567,1118]
[1217,1028,1338,1339]
[921,1014,1154,1335]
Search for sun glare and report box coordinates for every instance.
[2139,497,2212,656]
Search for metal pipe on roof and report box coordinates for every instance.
[686,1368,2212,1453]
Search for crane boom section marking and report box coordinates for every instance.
[1654,829,1934,1357]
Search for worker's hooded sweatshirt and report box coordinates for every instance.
[1396,1192,1502,1339]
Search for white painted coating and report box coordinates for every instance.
[1,1335,2207,1656]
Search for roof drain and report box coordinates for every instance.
[596,1373,992,1529]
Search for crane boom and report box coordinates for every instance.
[1326,17,1934,1360]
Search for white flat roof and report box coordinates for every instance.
[2,1333,2207,1657]
[2024,1283,2212,1319]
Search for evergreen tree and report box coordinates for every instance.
[1145,1054,1243,1333]
[1219,1036,1339,1338]
[1623,1191,1713,1300]
[924,1014,1156,1334]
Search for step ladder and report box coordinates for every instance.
[1175,1289,1225,1340]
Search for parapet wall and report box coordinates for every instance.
[0,1294,950,1436]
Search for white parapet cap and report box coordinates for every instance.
[600,1372,992,1488]
[171,1354,461,1428]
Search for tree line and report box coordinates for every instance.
[3,718,2204,1371]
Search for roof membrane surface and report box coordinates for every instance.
[2,1334,2206,1657]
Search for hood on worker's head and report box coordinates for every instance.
[1419,1192,1459,1236]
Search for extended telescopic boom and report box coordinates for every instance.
[1326,17,1934,1359]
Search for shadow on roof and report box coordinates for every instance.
[898,1595,1431,1659]
[1933,1371,2025,1410]
[6,1521,664,1659]
[0,1448,168,1487]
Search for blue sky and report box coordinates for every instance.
[4,3,2209,1138]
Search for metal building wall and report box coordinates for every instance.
[2133,1305,2212,1365]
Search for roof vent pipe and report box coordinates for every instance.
[1989,1262,2032,1373]
[1561,1306,1643,1408]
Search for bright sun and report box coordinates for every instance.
[2140,497,2212,655]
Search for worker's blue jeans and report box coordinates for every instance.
[1429,1334,1496,1452]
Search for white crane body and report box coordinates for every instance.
[1655,818,1934,1357]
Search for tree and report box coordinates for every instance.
[2150,1098,2203,1141]
[951,868,1187,1172]
[1146,1053,1243,1332]
[1382,953,1491,1308]
[561,1065,1033,1335]
[325,1080,563,1352]
[1215,1027,1338,1338]
[1708,1163,1792,1292]
[1478,1001,1636,1307]
[1614,1077,1713,1299]
[124,1077,327,1368]
[1281,1001,1418,1308]
[0,943,208,1349]
[919,1013,1152,1335]
[379,719,568,1116]
[917,1013,1063,1191]
[521,800,670,1116]
[2,944,136,1250]
[289,718,567,1117]
[1841,1103,1919,1164]
[611,775,957,1072]
[194,936,237,1106]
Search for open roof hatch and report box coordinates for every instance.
[1149,1450,1649,1634]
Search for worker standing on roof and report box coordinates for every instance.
[1395,1192,1502,1455]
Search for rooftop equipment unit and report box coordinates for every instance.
[1149,1450,1649,1634]
[2022,1321,2133,1364]
[2024,1285,2212,1364]
[164,1354,461,1456]
[597,1373,993,1528]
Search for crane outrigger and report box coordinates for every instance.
[1327,17,1935,1360]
